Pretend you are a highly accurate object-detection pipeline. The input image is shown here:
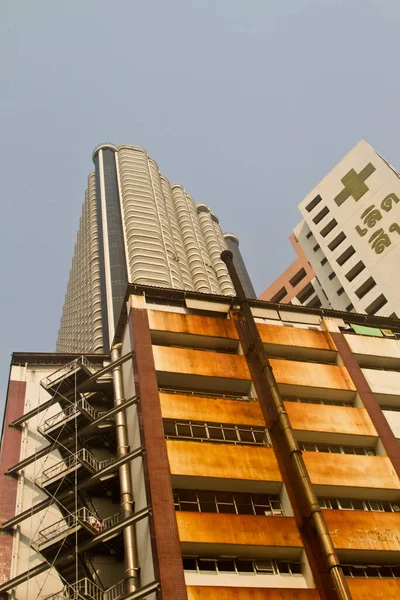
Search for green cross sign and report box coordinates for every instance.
[334,163,376,207]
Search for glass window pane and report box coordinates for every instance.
[181,502,198,512]
[179,490,197,502]
[177,423,191,437]
[208,426,224,440]
[216,492,234,503]
[183,558,197,571]
[198,559,217,572]
[238,429,254,443]
[329,445,342,453]
[290,562,303,575]
[317,444,329,453]
[223,427,238,441]
[379,566,393,578]
[255,560,274,573]
[192,425,207,438]
[277,561,290,575]
[199,501,217,513]
[391,566,400,577]
[217,503,236,514]
[236,560,254,573]
[217,559,236,573]
[253,430,267,444]
[365,567,380,578]
[302,443,315,452]
[341,566,352,577]
[338,499,353,510]
[369,501,384,512]
[351,499,364,511]
[163,421,176,436]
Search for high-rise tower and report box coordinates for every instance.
[57,144,254,354]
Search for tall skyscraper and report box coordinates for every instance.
[57,143,254,354]
[261,140,400,317]
[1,143,400,600]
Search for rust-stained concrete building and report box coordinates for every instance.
[1,284,400,599]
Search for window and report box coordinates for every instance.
[285,396,353,407]
[321,257,328,266]
[306,231,313,239]
[328,232,346,251]
[306,194,322,212]
[337,246,356,266]
[163,420,270,446]
[306,296,322,309]
[313,206,329,224]
[296,282,315,303]
[355,277,376,299]
[320,219,338,237]
[319,498,397,512]
[346,303,354,312]
[328,272,336,280]
[289,268,307,287]
[182,557,303,577]
[337,287,345,296]
[342,564,400,578]
[298,442,375,456]
[313,244,320,252]
[270,286,287,303]
[174,489,284,516]
[345,261,365,282]
[366,294,388,315]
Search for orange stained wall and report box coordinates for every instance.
[187,582,400,600]
[269,359,355,392]
[147,309,238,339]
[257,323,336,352]
[166,441,281,483]
[284,403,377,438]
[153,346,251,380]
[324,510,400,552]
[304,453,400,490]
[176,512,301,548]
[187,587,319,600]
[160,393,263,425]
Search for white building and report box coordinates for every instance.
[263,140,400,318]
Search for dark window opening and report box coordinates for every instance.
[345,261,365,282]
[306,296,322,309]
[306,194,322,212]
[289,268,307,287]
[321,257,328,266]
[366,294,388,315]
[313,244,320,252]
[355,277,376,299]
[337,287,345,296]
[270,287,287,303]
[320,219,338,237]
[328,232,346,251]
[337,246,356,266]
[306,231,313,239]
[328,272,336,280]
[296,282,315,303]
[313,206,329,224]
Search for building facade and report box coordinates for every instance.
[261,140,400,317]
[57,143,254,355]
[1,285,400,599]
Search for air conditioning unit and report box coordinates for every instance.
[392,504,400,512]
[367,450,375,456]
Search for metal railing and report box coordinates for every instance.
[37,448,115,486]
[42,578,104,600]
[104,580,126,600]
[34,507,99,548]
[40,398,101,434]
[41,357,97,390]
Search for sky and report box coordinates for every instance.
[1,0,400,411]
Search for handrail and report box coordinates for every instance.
[105,579,126,600]
[40,397,102,433]
[37,449,115,485]
[34,507,98,548]
[41,357,97,390]
[42,577,104,600]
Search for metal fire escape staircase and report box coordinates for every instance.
[0,356,155,600]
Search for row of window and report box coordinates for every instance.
[173,490,283,516]
[285,396,353,407]
[183,557,400,579]
[319,497,399,513]
[163,420,270,446]
[298,442,375,456]
[183,557,302,576]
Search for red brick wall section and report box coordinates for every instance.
[129,308,188,600]
[0,380,26,585]
[331,332,400,479]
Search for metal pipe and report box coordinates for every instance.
[111,344,140,593]
[221,250,352,600]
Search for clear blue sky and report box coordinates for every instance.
[1,0,400,410]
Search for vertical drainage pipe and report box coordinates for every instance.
[111,344,140,593]
[221,250,352,600]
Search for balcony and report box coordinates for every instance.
[41,356,97,397]
[36,449,116,496]
[43,578,159,600]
